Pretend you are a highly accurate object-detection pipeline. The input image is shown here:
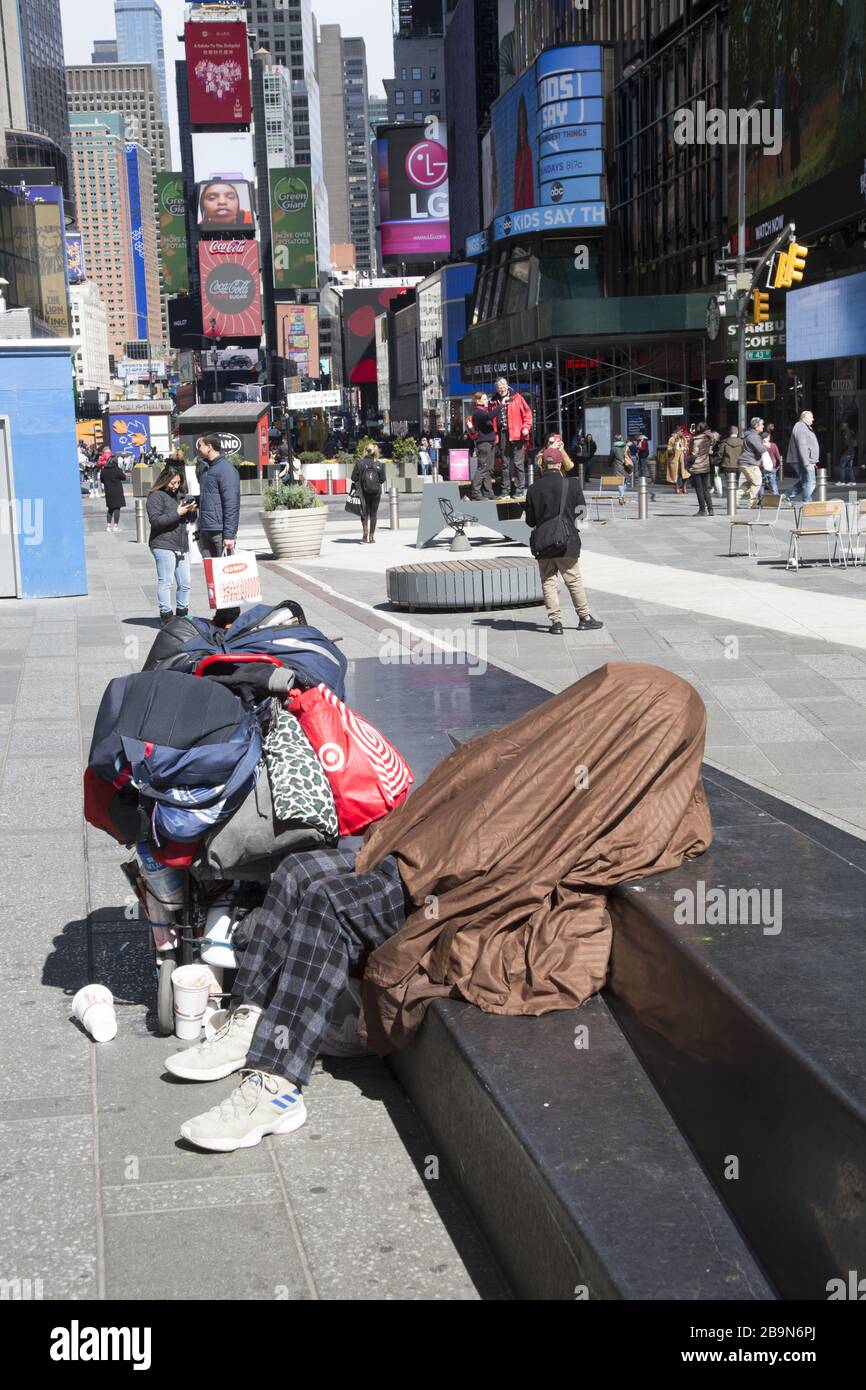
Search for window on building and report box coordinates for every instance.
[401,67,407,80]
[412,90,422,105]
[429,67,437,80]
[412,67,421,80]
[394,90,404,105]
[395,113,405,123]
[430,89,440,104]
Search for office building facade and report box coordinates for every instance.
[70,279,111,391]
[1,0,71,192]
[316,25,350,249]
[69,112,139,356]
[317,27,376,275]
[385,0,447,124]
[66,61,169,171]
[115,0,168,127]
[93,39,119,63]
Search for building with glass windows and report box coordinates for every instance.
[0,0,72,195]
[115,0,169,128]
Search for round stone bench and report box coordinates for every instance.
[387,557,543,612]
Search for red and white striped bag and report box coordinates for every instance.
[286,683,413,836]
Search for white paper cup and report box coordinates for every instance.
[172,966,213,1041]
[72,985,117,1041]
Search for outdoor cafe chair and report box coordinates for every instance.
[848,499,866,565]
[785,499,847,570]
[586,475,623,522]
[728,493,788,558]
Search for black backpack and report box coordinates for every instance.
[359,461,381,494]
[530,477,574,560]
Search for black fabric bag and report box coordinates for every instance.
[530,477,572,560]
[345,489,362,517]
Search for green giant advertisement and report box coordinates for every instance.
[156,173,189,295]
[270,167,317,290]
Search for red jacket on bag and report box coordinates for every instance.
[498,391,534,444]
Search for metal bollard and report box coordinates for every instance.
[326,468,333,496]
[725,472,737,518]
[389,484,400,530]
[637,475,648,520]
[815,468,827,503]
[135,497,147,543]
[525,461,535,489]
[578,462,585,489]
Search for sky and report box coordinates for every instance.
[59,0,395,167]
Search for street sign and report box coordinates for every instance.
[284,390,342,411]
[747,349,773,360]
[662,407,684,416]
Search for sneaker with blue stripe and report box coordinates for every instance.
[180,1070,307,1152]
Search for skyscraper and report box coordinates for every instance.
[0,0,72,191]
[92,40,119,64]
[316,25,350,249]
[66,61,169,171]
[343,39,376,277]
[385,0,447,124]
[69,111,162,356]
[115,0,168,128]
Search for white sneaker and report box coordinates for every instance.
[180,1071,307,1152]
[319,982,373,1058]
[164,1005,259,1081]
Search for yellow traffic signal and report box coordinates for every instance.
[786,241,809,284]
[774,241,809,288]
[752,289,770,324]
[773,250,791,289]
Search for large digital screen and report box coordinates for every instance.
[156,173,189,294]
[276,305,320,380]
[487,45,606,241]
[786,272,866,362]
[185,21,251,126]
[126,144,148,341]
[198,239,262,340]
[65,233,85,285]
[196,178,255,233]
[377,120,451,260]
[192,131,255,185]
[731,0,866,233]
[342,286,412,385]
[270,168,317,290]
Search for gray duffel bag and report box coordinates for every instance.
[191,763,336,882]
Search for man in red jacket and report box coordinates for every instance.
[494,376,534,497]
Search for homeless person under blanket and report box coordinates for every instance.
[354,662,712,1053]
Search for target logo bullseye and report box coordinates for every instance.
[319,743,345,773]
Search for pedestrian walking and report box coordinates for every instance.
[524,445,604,636]
[428,434,441,473]
[786,410,820,503]
[666,424,692,494]
[351,443,387,544]
[837,423,857,486]
[101,455,127,533]
[195,433,241,559]
[736,416,767,508]
[418,437,432,477]
[494,376,533,497]
[717,424,743,498]
[466,391,498,500]
[634,431,651,481]
[758,432,781,497]
[147,465,197,625]
[610,433,631,504]
[584,433,598,480]
[689,423,719,515]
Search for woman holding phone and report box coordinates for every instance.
[147,465,198,625]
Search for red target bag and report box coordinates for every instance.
[286,684,413,836]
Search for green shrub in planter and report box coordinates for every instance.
[263,481,322,513]
[299,451,325,464]
[391,436,419,468]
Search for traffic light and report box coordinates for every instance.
[746,381,776,404]
[786,241,809,284]
[774,241,809,288]
[752,289,770,324]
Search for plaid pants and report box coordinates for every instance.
[233,848,408,1087]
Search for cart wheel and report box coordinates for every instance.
[156,952,177,1037]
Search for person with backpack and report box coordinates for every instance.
[610,433,631,504]
[466,391,499,500]
[351,443,387,544]
[524,446,604,636]
[689,422,719,516]
[101,454,127,533]
[147,465,198,625]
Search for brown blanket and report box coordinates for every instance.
[356,663,712,1052]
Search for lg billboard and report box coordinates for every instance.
[377,120,451,260]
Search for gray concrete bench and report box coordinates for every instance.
[386,558,543,612]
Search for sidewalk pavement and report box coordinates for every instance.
[261,488,866,838]
[0,498,508,1302]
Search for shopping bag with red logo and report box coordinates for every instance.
[286,683,413,836]
[203,551,262,609]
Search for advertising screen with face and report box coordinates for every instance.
[197,179,255,232]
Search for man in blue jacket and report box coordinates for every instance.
[196,433,242,623]
[196,434,241,558]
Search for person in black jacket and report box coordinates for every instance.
[524,447,604,636]
[101,455,127,532]
[350,443,387,544]
[465,391,499,499]
[147,466,198,624]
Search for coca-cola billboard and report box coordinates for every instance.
[199,239,263,339]
[185,22,252,126]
